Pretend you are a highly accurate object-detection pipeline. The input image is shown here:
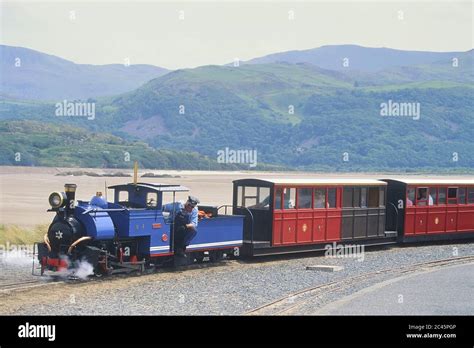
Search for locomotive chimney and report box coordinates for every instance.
[64,183,77,215]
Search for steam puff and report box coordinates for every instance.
[1,251,94,280]
[55,255,94,280]
[73,260,94,280]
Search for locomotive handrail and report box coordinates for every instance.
[217,205,255,247]
[81,208,127,214]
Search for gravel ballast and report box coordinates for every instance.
[1,242,473,315]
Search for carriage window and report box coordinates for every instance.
[438,188,447,204]
[361,188,367,208]
[327,188,336,208]
[239,186,270,209]
[146,192,158,208]
[379,188,385,207]
[297,188,312,209]
[243,186,257,207]
[257,187,270,209]
[237,186,243,206]
[275,188,282,209]
[368,187,379,208]
[407,188,415,207]
[244,187,270,209]
[354,188,361,207]
[428,187,437,205]
[458,188,466,204]
[283,188,296,209]
[119,191,129,203]
[314,188,326,209]
[416,187,428,206]
[448,188,458,205]
[343,187,353,208]
[468,188,474,204]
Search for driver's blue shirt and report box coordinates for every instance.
[162,202,199,230]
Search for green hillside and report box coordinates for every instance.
[1,58,473,172]
[107,62,474,171]
[0,120,282,170]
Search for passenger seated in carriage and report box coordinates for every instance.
[417,188,433,206]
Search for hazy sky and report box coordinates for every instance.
[1,0,472,69]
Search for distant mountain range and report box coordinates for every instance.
[0,44,473,171]
[245,44,470,72]
[1,44,472,101]
[0,45,169,100]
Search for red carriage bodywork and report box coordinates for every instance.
[384,178,474,241]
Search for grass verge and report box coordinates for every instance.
[0,224,48,245]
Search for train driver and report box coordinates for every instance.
[162,196,200,257]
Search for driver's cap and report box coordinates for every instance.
[187,196,200,206]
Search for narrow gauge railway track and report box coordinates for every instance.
[0,258,235,294]
[246,255,474,315]
[0,279,57,293]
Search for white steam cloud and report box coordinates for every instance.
[72,260,94,280]
[53,255,95,280]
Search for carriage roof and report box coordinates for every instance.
[382,178,474,186]
[233,178,386,186]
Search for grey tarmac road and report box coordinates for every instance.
[315,262,474,315]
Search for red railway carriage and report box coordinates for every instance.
[232,178,397,256]
[383,178,474,242]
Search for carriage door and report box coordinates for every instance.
[446,187,458,232]
[273,187,297,245]
[414,187,428,234]
[236,185,272,242]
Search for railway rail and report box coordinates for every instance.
[0,279,55,293]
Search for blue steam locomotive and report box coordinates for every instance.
[36,181,244,276]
